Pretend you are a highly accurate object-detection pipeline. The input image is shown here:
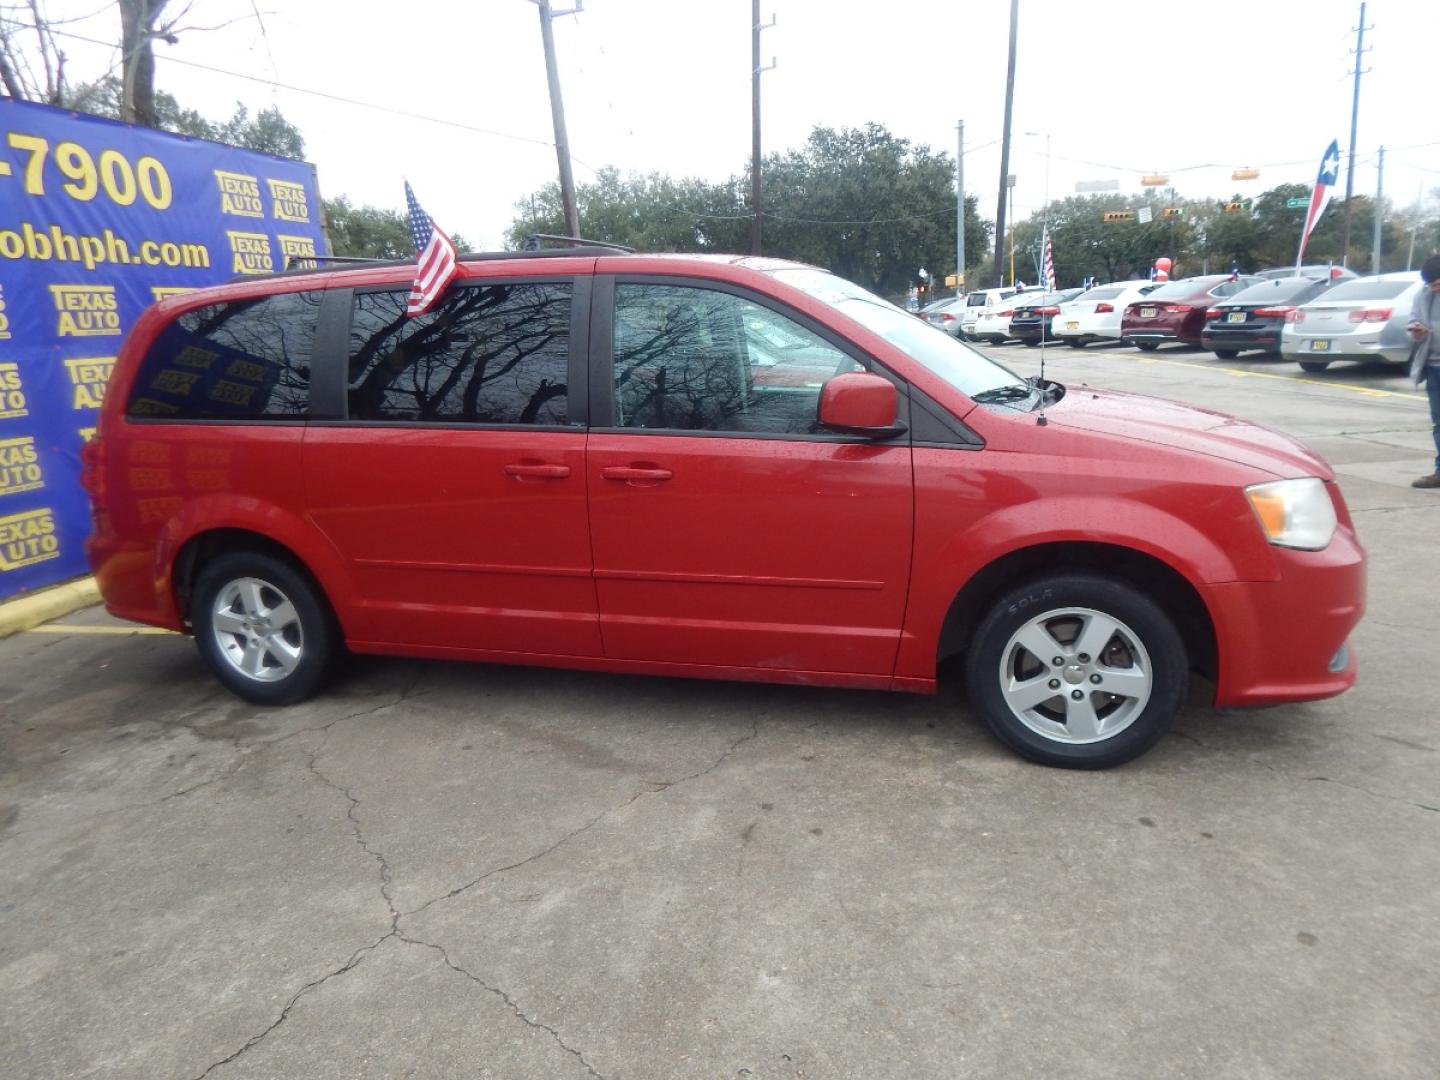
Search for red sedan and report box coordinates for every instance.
[1122,274,1262,349]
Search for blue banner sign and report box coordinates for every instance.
[0,98,329,601]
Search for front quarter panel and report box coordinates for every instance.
[896,416,1282,680]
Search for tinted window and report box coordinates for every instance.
[347,283,570,424]
[1318,278,1417,302]
[1228,278,1325,305]
[612,284,860,435]
[1075,287,1123,302]
[1142,278,1225,301]
[127,291,319,419]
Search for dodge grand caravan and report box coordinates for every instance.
[84,248,1365,768]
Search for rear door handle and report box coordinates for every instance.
[504,463,571,480]
[600,465,673,484]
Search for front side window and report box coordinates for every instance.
[770,267,1027,400]
[612,284,860,434]
[126,291,319,420]
[347,282,571,424]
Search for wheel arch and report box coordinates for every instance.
[935,541,1217,683]
[172,527,345,636]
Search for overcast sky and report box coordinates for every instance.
[19,0,1437,252]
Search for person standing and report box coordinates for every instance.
[1409,255,1440,489]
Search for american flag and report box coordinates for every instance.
[1042,229,1056,290]
[1296,140,1340,268]
[405,181,458,316]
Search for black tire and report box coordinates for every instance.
[192,550,341,706]
[1066,339,1087,349]
[1023,339,1040,347]
[1134,341,1160,352]
[964,574,1188,769]
[1298,359,1331,373]
[1212,349,1239,360]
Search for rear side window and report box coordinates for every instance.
[127,291,319,419]
[347,282,571,425]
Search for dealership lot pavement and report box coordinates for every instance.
[2,341,1438,1080]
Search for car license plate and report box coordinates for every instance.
[1311,339,1330,352]
[1140,306,1156,318]
[1065,321,1079,330]
[1227,311,1246,323]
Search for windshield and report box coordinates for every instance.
[1142,278,1221,301]
[771,267,1028,398]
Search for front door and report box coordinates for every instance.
[586,279,914,676]
[304,277,600,657]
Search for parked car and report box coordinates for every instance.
[1201,276,1343,359]
[85,248,1364,769]
[1051,281,1162,347]
[1121,274,1263,350]
[959,287,1019,341]
[1009,288,1085,346]
[973,287,1040,344]
[923,296,968,337]
[1279,272,1423,372]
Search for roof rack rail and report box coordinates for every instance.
[522,233,635,253]
[284,254,392,271]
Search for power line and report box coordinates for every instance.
[29,24,568,156]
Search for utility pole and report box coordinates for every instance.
[956,120,965,294]
[750,1,776,255]
[534,0,582,238]
[992,0,1019,287]
[1372,145,1384,272]
[1340,1,1371,265]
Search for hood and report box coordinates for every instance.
[1045,386,1334,479]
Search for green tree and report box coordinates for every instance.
[505,124,991,297]
[323,196,472,259]
[505,167,744,252]
[64,76,306,158]
[759,123,989,295]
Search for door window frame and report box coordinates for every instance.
[588,273,910,442]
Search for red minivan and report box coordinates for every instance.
[85,249,1365,768]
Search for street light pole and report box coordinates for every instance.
[956,120,965,295]
[992,0,1019,288]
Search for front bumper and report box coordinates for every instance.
[1201,526,1365,707]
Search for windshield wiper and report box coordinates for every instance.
[971,384,1035,404]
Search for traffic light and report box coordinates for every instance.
[1103,211,1136,223]
[1161,207,1184,219]
[1222,200,1251,214]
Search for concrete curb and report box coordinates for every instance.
[0,577,101,639]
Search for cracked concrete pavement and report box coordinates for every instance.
[2,345,1438,1079]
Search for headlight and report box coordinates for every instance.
[1244,477,1337,550]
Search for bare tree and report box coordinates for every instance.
[0,1,69,103]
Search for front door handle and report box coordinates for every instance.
[505,463,571,480]
[600,465,673,484]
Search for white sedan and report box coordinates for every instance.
[1051,280,1162,347]
[959,287,1020,341]
[971,288,1038,343]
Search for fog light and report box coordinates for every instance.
[1328,643,1350,674]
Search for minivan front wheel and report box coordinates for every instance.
[192,551,338,705]
[965,575,1187,768]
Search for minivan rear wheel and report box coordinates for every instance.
[192,551,339,706]
[964,574,1187,768]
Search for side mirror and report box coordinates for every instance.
[818,372,907,440]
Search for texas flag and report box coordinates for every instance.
[1296,140,1341,266]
